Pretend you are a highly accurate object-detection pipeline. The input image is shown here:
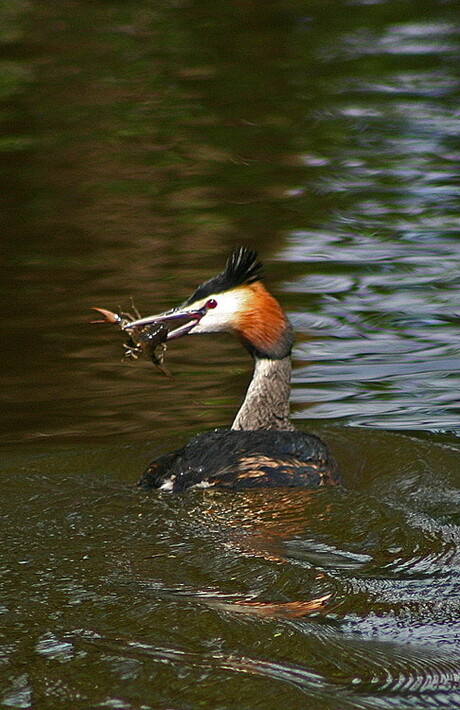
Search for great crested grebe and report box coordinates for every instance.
[123,247,339,492]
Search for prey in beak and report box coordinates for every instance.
[91,306,173,375]
[91,302,207,376]
[123,305,206,341]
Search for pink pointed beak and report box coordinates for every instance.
[123,306,206,340]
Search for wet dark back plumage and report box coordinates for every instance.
[139,430,340,492]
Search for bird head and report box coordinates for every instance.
[124,247,293,360]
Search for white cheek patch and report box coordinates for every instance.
[191,289,248,333]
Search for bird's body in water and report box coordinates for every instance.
[124,248,339,492]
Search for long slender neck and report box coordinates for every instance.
[231,356,294,431]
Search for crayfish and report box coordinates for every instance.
[91,306,170,376]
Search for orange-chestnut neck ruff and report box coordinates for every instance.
[236,283,293,360]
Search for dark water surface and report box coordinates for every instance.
[2,1,460,708]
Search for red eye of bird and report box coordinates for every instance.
[206,298,217,309]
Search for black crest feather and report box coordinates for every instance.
[185,247,263,304]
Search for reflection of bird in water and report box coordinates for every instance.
[125,247,340,492]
